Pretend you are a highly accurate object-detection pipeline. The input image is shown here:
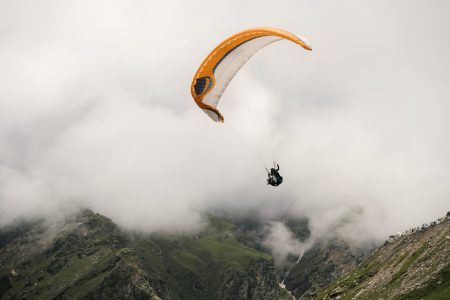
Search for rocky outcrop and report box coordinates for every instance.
[284,237,374,299]
[315,212,450,299]
[0,211,160,300]
[216,259,288,299]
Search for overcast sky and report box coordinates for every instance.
[1,0,449,242]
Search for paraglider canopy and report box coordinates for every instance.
[191,27,312,123]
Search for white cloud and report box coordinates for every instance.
[263,221,307,265]
[1,0,449,241]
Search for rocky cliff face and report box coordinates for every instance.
[0,211,160,299]
[215,260,282,300]
[284,237,374,299]
[315,212,450,299]
[0,210,290,300]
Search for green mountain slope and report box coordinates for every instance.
[130,215,287,299]
[0,211,159,299]
[315,212,450,300]
[0,211,290,300]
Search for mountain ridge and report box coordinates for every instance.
[2,209,449,299]
[314,211,450,299]
[0,210,290,299]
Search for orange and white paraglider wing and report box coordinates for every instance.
[191,27,312,123]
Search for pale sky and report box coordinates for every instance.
[1,0,449,242]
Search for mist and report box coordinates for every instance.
[1,0,449,244]
[263,221,307,266]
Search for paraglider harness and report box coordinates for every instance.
[267,163,283,187]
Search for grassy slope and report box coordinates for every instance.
[315,216,450,300]
[0,212,158,299]
[132,215,281,299]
